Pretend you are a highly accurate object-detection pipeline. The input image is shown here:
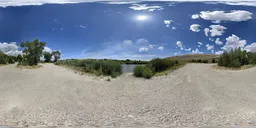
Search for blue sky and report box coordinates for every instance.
[0,0,256,60]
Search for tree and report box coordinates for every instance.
[20,39,46,66]
[0,51,7,64]
[43,52,52,62]
[17,54,23,64]
[212,58,216,63]
[52,50,61,62]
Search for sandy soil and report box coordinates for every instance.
[0,63,256,127]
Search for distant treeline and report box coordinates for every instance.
[218,48,256,68]
[191,58,217,63]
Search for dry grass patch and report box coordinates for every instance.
[16,65,43,69]
[212,64,256,71]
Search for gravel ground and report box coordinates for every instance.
[0,63,256,127]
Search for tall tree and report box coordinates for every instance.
[52,50,61,62]
[43,52,52,62]
[20,39,46,66]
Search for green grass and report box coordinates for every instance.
[154,62,186,76]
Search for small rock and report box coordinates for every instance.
[128,115,134,118]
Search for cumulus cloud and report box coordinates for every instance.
[206,44,214,50]
[221,34,247,51]
[244,43,256,52]
[192,48,203,54]
[215,38,223,45]
[215,50,224,55]
[158,46,164,51]
[129,4,163,11]
[149,45,153,48]
[196,10,253,23]
[185,48,191,51]
[164,20,172,27]
[139,47,148,52]
[174,52,180,56]
[198,42,203,47]
[176,41,183,50]
[172,27,176,30]
[191,14,200,19]
[43,46,53,53]
[123,40,133,45]
[205,25,227,37]
[0,42,22,56]
[190,24,200,32]
[204,28,210,36]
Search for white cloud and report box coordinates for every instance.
[205,25,227,37]
[136,38,148,44]
[198,42,203,45]
[129,4,163,11]
[174,52,180,56]
[215,50,224,55]
[190,24,200,32]
[43,46,53,53]
[192,48,203,54]
[244,43,256,52]
[1,1,256,8]
[172,26,176,30]
[139,47,148,52]
[185,48,191,51]
[149,45,153,48]
[123,40,133,45]
[191,14,200,19]
[222,34,247,51]
[158,46,164,51]
[206,44,214,50]
[215,38,223,45]
[204,28,210,37]
[176,41,183,50]
[79,25,86,28]
[0,42,22,56]
[164,20,172,27]
[198,10,253,23]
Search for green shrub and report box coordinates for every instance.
[150,58,174,72]
[197,59,202,63]
[229,59,241,68]
[202,60,208,63]
[212,58,216,63]
[249,53,256,64]
[0,51,7,64]
[54,60,61,65]
[133,65,144,77]
[191,59,196,62]
[142,67,153,79]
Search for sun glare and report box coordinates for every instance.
[137,15,148,21]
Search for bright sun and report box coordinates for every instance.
[137,15,148,21]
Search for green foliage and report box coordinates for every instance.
[249,52,256,64]
[212,58,216,63]
[54,60,61,65]
[17,54,23,64]
[202,60,208,63]
[218,48,255,68]
[191,59,196,62]
[52,50,61,62]
[0,51,7,64]
[133,65,144,77]
[197,59,202,63]
[57,59,122,77]
[142,67,153,79]
[43,52,52,62]
[20,39,46,66]
[149,58,176,72]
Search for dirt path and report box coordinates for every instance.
[0,63,256,127]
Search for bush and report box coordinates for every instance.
[142,67,153,79]
[202,60,208,63]
[149,58,175,72]
[230,59,241,68]
[191,59,196,62]
[212,58,216,63]
[54,60,61,65]
[197,59,202,63]
[0,51,7,64]
[133,65,144,77]
[249,53,256,64]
